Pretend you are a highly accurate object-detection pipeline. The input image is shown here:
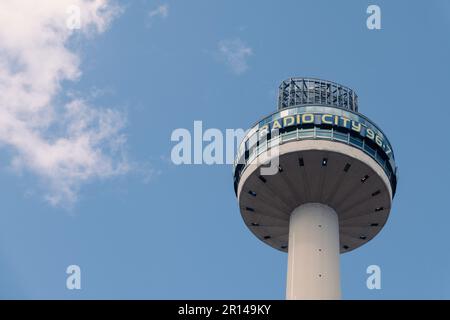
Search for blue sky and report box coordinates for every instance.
[0,0,449,299]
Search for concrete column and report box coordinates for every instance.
[286,203,341,300]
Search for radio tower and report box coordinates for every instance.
[233,78,397,299]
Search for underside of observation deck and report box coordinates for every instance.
[237,139,393,253]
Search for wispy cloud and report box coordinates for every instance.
[0,0,127,206]
[148,4,169,19]
[218,38,253,75]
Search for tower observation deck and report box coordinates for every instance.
[233,77,397,299]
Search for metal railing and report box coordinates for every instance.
[233,126,397,195]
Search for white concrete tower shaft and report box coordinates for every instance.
[286,203,341,300]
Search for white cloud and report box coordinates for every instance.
[148,4,169,19]
[0,0,127,206]
[218,38,253,75]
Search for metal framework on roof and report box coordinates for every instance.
[277,77,358,112]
